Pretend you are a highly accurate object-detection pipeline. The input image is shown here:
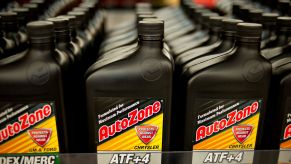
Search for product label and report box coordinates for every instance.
[95,98,163,151]
[0,102,60,163]
[280,97,291,150]
[193,99,262,150]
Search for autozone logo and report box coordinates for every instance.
[98,101,161,142]
[0,105,52,143]
[196,101,259,142]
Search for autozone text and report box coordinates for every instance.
[99,101,161,142]
[0,105,52,143]
[196,101,259,142]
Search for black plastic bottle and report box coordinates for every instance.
[99,14,157,55]
[274,62,291,163]
[23,3,39,20]
[13,8,30,51]
[0,16,16,59]
[277,0,290,16]
[86,20,173,163]
[57,15,82,63]
[170,18,242,151]
[262,17,291,60]
[0,12,27,56]
[67,11,92,69]
[47,17,75,67]
[100,11,153,50]
[48,17,88,153]
[172,13,220,57]
[167,8,211,49]
[175,16,224,65]
[0,21,68,159]
[182,23,271,163]
[261,13,279,49]
[106,2,152,34]
[181,19,243,71]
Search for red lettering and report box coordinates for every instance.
[236,110,243,122]
[98,101,163,142]
[99,125,108,142]
[121,118,129,129]
[153,101,161,113]
[128,109,138,126]
[0,104,53,144]
[195,101,260,142]
[196,126,206,141]
[219,119,227,130]
[19,113,29,130]
[227,110,236,126]
[138,109,145,121]
[43,105,52,117]
[213,121,219,132]
[251,102,259,113]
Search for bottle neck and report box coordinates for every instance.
[236,39,260,53]
[139,37,163,49]
[30,41,55,51]
[221,33,235,42]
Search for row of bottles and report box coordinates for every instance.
[86,0,291,164]
[233,0,291,154]
[0,0,291,164]
[0,0,105,159]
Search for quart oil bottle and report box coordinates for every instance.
[0,12,27,56]
[181,23,272,163]
[0,21,68,161]
[262,17,291,60]
[0,16,17,59]
[270,57,291,164]
[86,20,173,163]
[172,12,219,56]
[170,19,243,151]
[260,13,279,49]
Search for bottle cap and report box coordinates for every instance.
[237,23,262,40]
[222,18,243,34]
[138,20,164,39]
[27,21,54,43]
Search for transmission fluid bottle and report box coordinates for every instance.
[13,8,30,52]
[172,12,219,56]
[57,15,82,63]
[262,17,291,60]
[86,20,173,163]
[270,59,291,164]
[175,16,224,65]
[182,23,271,163]
[0,12,27,55]
[171,18,243,151]
[0,16,16,59]
[260,13,279,49]
[0,21,68,162]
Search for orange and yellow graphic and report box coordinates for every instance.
[0,116,59,154]
[194,113,260,150]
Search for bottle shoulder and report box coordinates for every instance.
[187,53,272,92]
[86,50,173,91]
